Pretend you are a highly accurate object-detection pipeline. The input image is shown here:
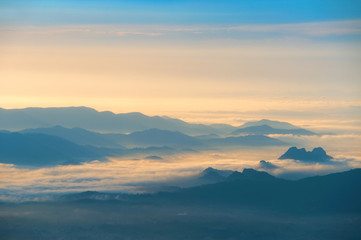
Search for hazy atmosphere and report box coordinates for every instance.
[1,1,361,239]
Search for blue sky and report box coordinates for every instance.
[1,0,361,25]
[0,0,360,121]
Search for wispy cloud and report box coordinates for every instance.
[2,20,361,38]
[227,20,361,36]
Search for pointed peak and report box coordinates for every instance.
[203,167,216,173]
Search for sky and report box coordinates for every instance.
[1,0,361,125]
[1,0,361,197]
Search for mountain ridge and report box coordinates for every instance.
[232,124,316,136]
[53,167,361,214]
[0,107,231,135]
[239,119,300,129]
[0,107,307,137]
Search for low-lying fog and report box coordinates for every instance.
[1,132,360,200]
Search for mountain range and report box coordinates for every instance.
[2,167,360,240]
[0,127,286,167]
[231,124,316,136]
[0,107,230,135]
[58,167,361,214]
[0,107,316,136]
[0,132,121,167]
[239,119,300,129]
[0,107,325,168]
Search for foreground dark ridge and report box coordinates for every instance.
[1,168,360,240]
[57,168,361,214]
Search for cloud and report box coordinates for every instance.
[0,25,164,38]
[0,144,358,197]
[115,31,163,36]
[228,20,361,36]
[2,20,361,39]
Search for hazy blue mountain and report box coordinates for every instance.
[194,133,219,140]
[117,129,285,149]
[208,124,237,134]
[17,127,199,148]
[232,124,316,136]
[20,126,122,147]
[205,134,285,147]
[197,167,234,183]
[240,119,300,129]
[7,126,286,159]
[123,128,202,147]
[279,146,333,162]
[0,132,181,167]
[0,132,120,167]
[139,167,235,190]
[201,167,234,177]
[0,107,237,135]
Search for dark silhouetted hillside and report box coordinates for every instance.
[156,168,361,214]
[55,168,361,214]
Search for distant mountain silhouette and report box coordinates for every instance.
[111,129,285,148]
[123,128,202,147]
[227,168,276,182]
[0,132,120,167]
[20,126,122,147]
[0,131,185,167]
[205,134,285,147]
[201,167,234,177]
[194,133,219,140]
[197,167,234,183]
[240,119,300,129]
[279,146,333,162]
[232,124,316,136]
[0,107,237,135]
[17,126,198,148]
[13,126,286,150]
